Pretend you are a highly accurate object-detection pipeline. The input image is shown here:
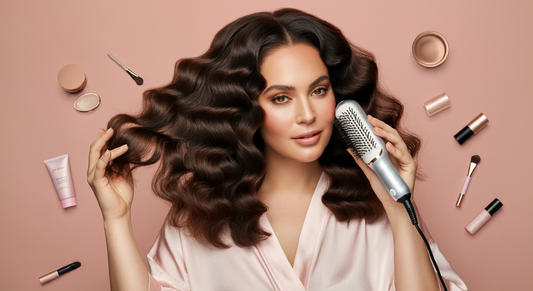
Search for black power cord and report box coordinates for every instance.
[401,197,448,291]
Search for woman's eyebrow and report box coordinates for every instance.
[262,84,295,95]
[309,75,330,88]
[262,75,330,95]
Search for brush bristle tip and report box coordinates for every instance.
[471,155,481,163]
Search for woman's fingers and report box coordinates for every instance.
[368,115,408,152]
[88,128,114,176]
[92,144,129,183]
[385,141,409,166]
[91,149,111,188]
[87,127,129,187]
[369,116,413,164]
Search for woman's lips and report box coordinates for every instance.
[292,130,321,145]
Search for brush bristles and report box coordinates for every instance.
[334,119,355,150]
[471,155,481,164]
[335,107,377,157]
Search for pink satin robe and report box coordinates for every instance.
[147,173,468,291]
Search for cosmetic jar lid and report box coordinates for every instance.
[467,113,489,134]
[61,197,77,208]
[485,198,503,215]
[412,31,449,67]
[423,92,451,116]
[74,93,101,112]
[58,64,87,93]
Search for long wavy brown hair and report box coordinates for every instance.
[104,8,421,248]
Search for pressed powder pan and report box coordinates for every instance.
[74,93,100,112]
[412,31,449,67]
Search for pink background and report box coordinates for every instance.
[1,1,531,290]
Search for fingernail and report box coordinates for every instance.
[106,128,112,133]
[104,150,110,156]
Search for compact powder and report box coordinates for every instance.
[412,31,449,67]
[58,64,87,93]
[74,93,100,112]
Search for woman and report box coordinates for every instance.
[87,8,467,291]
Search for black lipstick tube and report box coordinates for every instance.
[454,113,489,145]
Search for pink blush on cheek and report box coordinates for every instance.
[262,111,292,134]
[319,96,337,124]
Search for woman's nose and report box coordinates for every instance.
[295,97,316,124]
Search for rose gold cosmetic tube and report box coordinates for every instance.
[423,92,451,116]
[466,198,503,235]
[39,262,81,284]
[39,271,60,284]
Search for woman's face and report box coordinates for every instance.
[258,44,336,164]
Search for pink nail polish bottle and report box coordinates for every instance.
[466,198,503,235]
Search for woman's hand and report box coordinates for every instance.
[87,128,132,222]
[348,115,417,211]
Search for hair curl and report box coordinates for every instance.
[104,8,421,248]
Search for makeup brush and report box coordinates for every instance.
[107,52,144,85]
[456,155,481,207]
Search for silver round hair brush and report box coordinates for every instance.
[334,99,411,203]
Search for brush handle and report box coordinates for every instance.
[369,151,411,202]
[461,176,472,194]
[107,52,140,78]
[107,53,129,71]
[456,176,472,207]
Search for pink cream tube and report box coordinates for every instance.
[465,198,502,235]
[44,154,77,208]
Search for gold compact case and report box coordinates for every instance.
[58,64,87,93]
[412,31,449,68]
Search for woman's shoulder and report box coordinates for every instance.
[149,217,235,258]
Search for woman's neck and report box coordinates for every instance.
[259,154,323,201]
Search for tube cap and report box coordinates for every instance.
[61,197,77,208]
[39,271,59,284]
[423,92,451,116]
[467,113,489,134]
[485,198,503,215]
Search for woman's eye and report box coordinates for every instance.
[272,95,290,104]
[312,88,327,96]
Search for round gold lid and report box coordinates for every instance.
[412,31,449,68]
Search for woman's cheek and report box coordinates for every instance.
[321,95,337,123]
[262,108,291,136]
